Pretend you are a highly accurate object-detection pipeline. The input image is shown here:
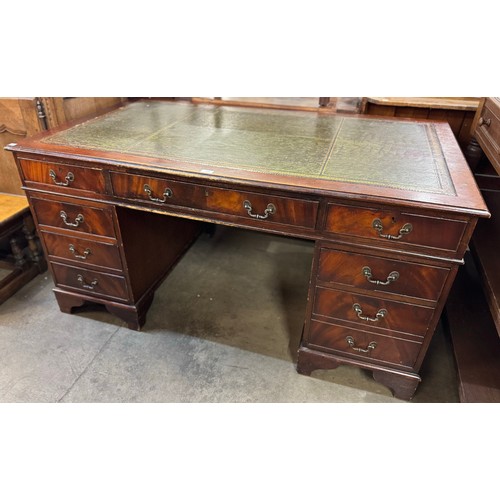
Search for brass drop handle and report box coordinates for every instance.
[143,184,173,203]
[362,266,399,286]
[372,218,412,240]
[346,336,377,353]
[69,244,91,260]
[243,200,276,220]
[479,117,491,127]
[49,169,74,186]
[353,303,387,322]
[77,274,98,290]
[60,211,84,227]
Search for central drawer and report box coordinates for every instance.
[110,171,319,229]
[204,185,319,228]
[313,286,435,337]
[317,247,450,302]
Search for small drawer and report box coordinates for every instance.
[317,248,450,302]
[110,171,206,209]
[42,231,123,272]
[324,203,467,252]
[52,262,129,301]
[31,198,116,238]
[313,287,434,337]
[205,186,319,229]
[20,160,106,194]
[306,320,422,369]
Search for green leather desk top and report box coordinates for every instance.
[41,101,456,196]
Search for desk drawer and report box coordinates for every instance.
[110,171,206,209]
[31,198,116,238]
[313,287,434,337]
[20,160,106,194]
[111,171,319,229]
[42,231,123,272]
[52,262,129,301]
[317,248,450,302]
[205,187,319,229]
[324,203,466,252]
[307,320,422,369]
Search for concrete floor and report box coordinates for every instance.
[0,226,459,403]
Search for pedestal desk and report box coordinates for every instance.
[5,101,489,399]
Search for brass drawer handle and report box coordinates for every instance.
[372,218,412,240]
[346,336,377,353]
[69,244,91,260]
[353,303,387,322]
[479,117,491,127]
[60,211,84,227]
[143,184,173,203]
[362,266,399,286]
[243,200,276,220]
[49,169,74,186]
[77,274,98,290]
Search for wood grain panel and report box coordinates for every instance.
[313,286,435,337]
[31,197,115,238]
[110,171,206,209]
[205,186,319,229]
[20,159,106,194]
[42,231,122,271]
[307,320,422,369]
[324,203,467,252]
[52,262,129,301]
[318,247,450,302]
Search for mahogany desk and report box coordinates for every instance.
[5,101,489,399]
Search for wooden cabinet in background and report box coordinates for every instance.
[0,98,45,195]
[0,98,126,195]
[446,97,500,402]
[361,97,480,152]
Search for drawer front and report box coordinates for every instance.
[111,171,319,229]
[31,198,116,238]
[52,262,129,301]
[205,186,319,228]
[110,171,206,209]
[307,320,422,369]
[313,287,434,337]
[42,231,123,272]
[324,203,466,252]
[318,248,450,302]
[20,160,106,194]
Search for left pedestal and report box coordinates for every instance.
[29,192,201,330]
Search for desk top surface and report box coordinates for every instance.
[8,100,489,215]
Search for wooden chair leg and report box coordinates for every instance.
[10,233,27,269]
[22,214,46,271]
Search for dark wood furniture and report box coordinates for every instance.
[446,97,500,402]
[5,100,489,399]
[360,97,480,151]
